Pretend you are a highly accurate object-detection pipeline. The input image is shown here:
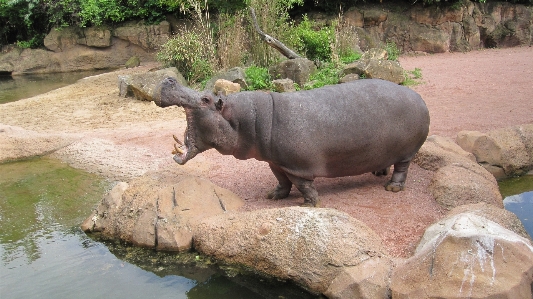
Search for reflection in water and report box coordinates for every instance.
[499,175,533,238]
[0,157,108,264]
[0,70,110,104]
[0,158,318,299]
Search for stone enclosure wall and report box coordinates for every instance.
[1,0,531,75]
[335,0,532,53]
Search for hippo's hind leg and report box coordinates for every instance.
[385,159,411,192]
[266,163,292,200]
[285,174,319,207]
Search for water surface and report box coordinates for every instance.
[0,158,317,299]
[0,70,110,104]
[499,175,533,238]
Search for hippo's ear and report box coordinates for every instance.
[215,98,224,111]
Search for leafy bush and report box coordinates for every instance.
[292,16,334,62]
[157,31,215,83]
[244,66,273,90]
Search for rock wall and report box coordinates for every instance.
[1,0,531,75]
[0,21,170,75]
[340,0,532,53]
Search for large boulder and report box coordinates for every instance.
[269,58,317,88]
[272,78,296,92]
[342,49,404,84]
[391,213,533,298]
[204,67,248,92]
[213,79,241,96]
[414,135,503,210]
[194,207,392,297]
[409,22,451,53]
[43,27,83,52]
[44,26,113,51]
[429,164,503,210]
[118,67,187,101]
[113,21,171,50]
[456,124,533,179]
[448,202,532,241]
[82,175,244,252]
[77,27,113,48]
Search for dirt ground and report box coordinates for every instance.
[1,46,532,257]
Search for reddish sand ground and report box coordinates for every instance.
[210,46,533,257]
[2,46,532,257]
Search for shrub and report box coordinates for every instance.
[292,15,334,62]
[157,30,216,83]
[304,62,341,89]
[244,66,273,90]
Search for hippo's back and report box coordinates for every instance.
[269,79,429,180]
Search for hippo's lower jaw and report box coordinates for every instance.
[173,153,188,165]
[171,134,198,165]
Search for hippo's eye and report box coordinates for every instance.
[201,97,210,104]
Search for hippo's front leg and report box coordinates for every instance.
[266,163,292,200]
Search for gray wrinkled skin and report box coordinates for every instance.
[154,77,430,207]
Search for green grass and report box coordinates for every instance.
[402,68,423,86]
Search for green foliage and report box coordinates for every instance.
[244,66,273,90]
[384,41,400,61]
[77,0,173,27]
[157,31,215,83]
[339,50,361,64]
[304,62,340,89]
[402,68,423,86]
[292,16,334,62]
[0,0,48,48]
[0,0,174,46]
[411,67,422,79]
[16,40,32,48]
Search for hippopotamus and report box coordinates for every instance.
[154,77,430,207]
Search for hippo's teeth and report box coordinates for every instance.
[173,134,184,145]
[172,143,185,155]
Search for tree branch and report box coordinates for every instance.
[249,7,302,59]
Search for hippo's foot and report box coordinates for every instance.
[266,185,291,200]
[372,166,390,177]
[384,180,405,192]
[301,197,320,208]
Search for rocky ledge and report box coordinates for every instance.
[80,125,533,298]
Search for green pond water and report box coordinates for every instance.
[0,158,317,299]
[0,70,110,104]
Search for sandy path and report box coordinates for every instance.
[1,47,532,257]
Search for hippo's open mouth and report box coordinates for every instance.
[171,134,197,165]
